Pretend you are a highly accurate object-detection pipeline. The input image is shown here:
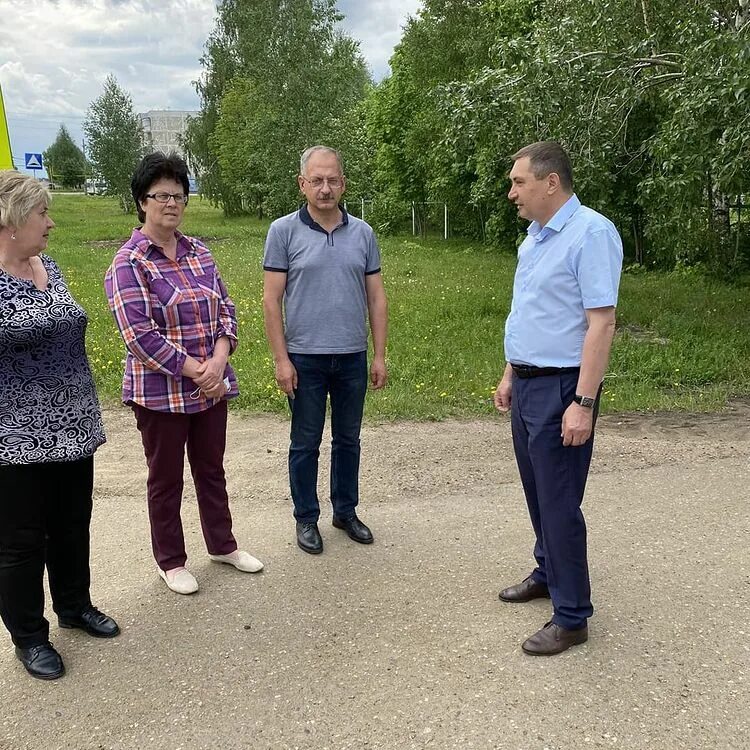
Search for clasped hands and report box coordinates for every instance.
[190,355,228,399]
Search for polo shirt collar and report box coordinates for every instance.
[528,194,581,241]
[299,203,349,235]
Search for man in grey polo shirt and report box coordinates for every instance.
[263,145,388,555]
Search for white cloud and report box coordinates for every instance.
[0,61,82,117]
[337,0,423,80]
[0,0,422,169]
[0,0,215,118]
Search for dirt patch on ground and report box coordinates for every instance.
[96,400,750,509]
[601,398,750,440]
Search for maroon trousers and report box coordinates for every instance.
[133,401,236,571]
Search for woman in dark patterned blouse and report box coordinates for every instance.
[0,171,119,681]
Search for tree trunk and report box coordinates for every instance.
[734,194,742,266]
[632,210,644,265]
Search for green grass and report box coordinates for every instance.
[46,194,750,420]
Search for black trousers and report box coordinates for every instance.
[510,371,599,630]
[0,457,94,648]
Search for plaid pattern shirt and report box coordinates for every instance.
[105,229,239,413]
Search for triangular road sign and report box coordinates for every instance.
[25,153,42,169]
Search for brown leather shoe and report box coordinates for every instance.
[521,621,588,655]
[498,575,550,603]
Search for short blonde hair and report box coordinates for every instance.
[0,170,50,230]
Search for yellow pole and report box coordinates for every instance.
[0,84,14,170]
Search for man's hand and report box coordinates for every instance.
[561,402,594,446]
[370,356,388,389]
[494,376,512,412]
[275,358,298,395]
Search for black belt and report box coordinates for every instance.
[511,364,580,379]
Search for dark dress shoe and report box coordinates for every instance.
[296,521,323,554]
[521,621,588,656]
[498,575,550,602]
[15,642,65,680]
[59,605,120,638]
[332,514,373,544]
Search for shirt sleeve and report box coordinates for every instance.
[104,252,187,377]
[364,227,382,275]
[262,221,289,272]
[215,266,238,354]
[576,226,623,309]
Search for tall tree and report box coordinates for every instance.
[43,125,88,188]
[83,75,143,212]
[363,0,748,271]
[435,0,749,271]
[367,0,541,237]
[185,0,370,217]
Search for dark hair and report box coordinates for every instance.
[511,141,573,192]
[131,151,190,222]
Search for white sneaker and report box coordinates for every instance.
[158,567,199,594]
[209,549,264,573]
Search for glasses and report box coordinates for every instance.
[145,192,189,204]
[301,177,343,189]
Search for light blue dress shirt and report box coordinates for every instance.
[504,194,623,368]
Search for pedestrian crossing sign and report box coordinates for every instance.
[25,153,43,170]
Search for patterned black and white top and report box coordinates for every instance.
[0,254,106,464]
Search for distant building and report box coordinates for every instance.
[139,110,198,157]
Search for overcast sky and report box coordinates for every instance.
[0,0,422,175]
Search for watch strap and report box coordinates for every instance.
[573,394,596,408]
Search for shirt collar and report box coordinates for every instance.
[130,227,196,258]
[299,203,349,235]
[528,194,580,241]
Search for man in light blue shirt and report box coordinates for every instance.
[494,141,622,656]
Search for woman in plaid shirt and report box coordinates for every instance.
[105,152,263,594]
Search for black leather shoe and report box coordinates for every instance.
[498,576,549,603]
[296,521,323,554]
[332,514,373,544]
[15,642,65,680]
[498,575,550,603]
[59,605,120,638]
[521,621,588,655]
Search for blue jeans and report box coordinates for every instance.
[288,351,368,523]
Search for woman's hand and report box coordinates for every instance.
[192,355,227,390]
[201,379,228,400]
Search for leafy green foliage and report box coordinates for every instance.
[83,76,143,212]
[184,0,370,217]
[367,0,750,275]
[43,125,88,188]
[366,0,523,238]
